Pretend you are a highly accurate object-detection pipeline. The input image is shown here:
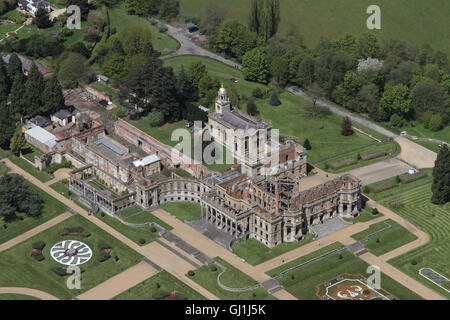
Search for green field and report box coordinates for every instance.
[187,257,275,300]
[366,170,450,299]
[9,156,53,182]
[351,219,417,256]
[160,202,202,221]
[0,175,67,245]
[117,206,173,231]
[50,181,71,199]
[96,211,162,245]
[164,56,379,165]
[0,163,10,175]
[178,0,450,53]
[113,270,206,300]
[108,4,180,54]
[343,207,382,224]
[231,233,314,266]
[0,22,20,39]
[0,294,40,300]
[274,249,422,300]
[0,214,143,300]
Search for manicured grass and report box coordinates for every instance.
[396,122,450,144]
[0,214,143,300]
[161,202,202,221]
[366,170,450,298]
[50,181,70,199]
[0,294,40,300]
[351,219,417,256]
[108,4,180,54]
[276,249,422,300]
[9,156,53,182]
[413,140,443,154]
[20,143,44,162]
[164,56,378,165]
[0,174,67,245]
[118,206,173,231]
[187,257,275,300]
[0,22,20,38]
[266,242,345,277]
[343,208,382,223]
[113,270,206,300]
[0,163,10,175]
[231,233,314,266]
[178,0,450,53]
[96,212,161,246]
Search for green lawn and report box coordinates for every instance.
[0,214,143,300]
[0,175,67,245]
[397,122,450,144]
[0,22,20,39]
[365,170,450,299]
[108,4,180,54]
[96,212,162,246]
[113,270,206,300]
[50,181,71,199]
[276,249,422,300]
[0,163,10,175]
[160,202,202,221]
[117,206,173,231]
[413,140,443,153]
[20,143,44,162]
[187,257,275,300]
[231,233,314,266]
[9,156,53,182]
[178,0,450,53]
[351,219,418,256]
[0,294,40,300]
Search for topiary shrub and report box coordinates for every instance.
[52,267,68,277]
[30,251,45,262]
[269,91,281,106]
[251,87,263,98]
[98,251,111,263]
[32,241,46,250]
[150,226,157,233]
[372,208,379,215]
[187,270,195,277]
[139,238,146,245]
[411,260,417,265]
[210,265,217,272]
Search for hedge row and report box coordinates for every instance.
[152,291,171,300]
[360,151,386,161]
[30,251,45,262]
[330,159,357,170]
[400,172,427,184]
[58,227,91,238]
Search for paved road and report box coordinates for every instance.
[0,287,59,300]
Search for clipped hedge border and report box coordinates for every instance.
[400,172,426,184]
[330,159,357,170]
[370,181,398,193]
[360,150,386,161]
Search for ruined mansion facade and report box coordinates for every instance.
[67,87,362,249]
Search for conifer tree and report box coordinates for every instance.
[24,63,45,116]
[431,145,450,204]
[176,66,193,101]
[7,53,22,80]
[10,130,26,155]
[10,72,27,117]
[269,90,281,106]
[0,58,9,103]
[246,99,258,115]
[0,102,15,149]
[303,138,312,150]
[341,116,353,136]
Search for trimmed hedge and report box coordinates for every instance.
[400,172,426,184]
[98,251,111,263]
[30,251,45,262]
[360,151,386,161]
[174,292,187,300]
[370,181,397,193]
[330,159,357,170]
[52,267,68,277]
[59,227,91,238]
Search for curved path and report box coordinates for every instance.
[0,287,59,300]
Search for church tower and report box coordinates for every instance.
[215,84,231,114]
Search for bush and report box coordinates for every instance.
[101,212,105,217]
[187,270,195,277]
[269,91,281,106]
[210,265,217,272]
[303,138,312,150]
[152,291,170,300]
[148,110,165,127]
[139,238,146,245]
[251,87,263,98]
[59,227,91,237]
[411,260,417,265]
[52,267,68,277]
[363,186,370,193]
[30,251,45,262]
[98,251,111,263]
[372,208,379,215]
[114,255,119,262]
[32,241,46,250]
[428,114,442,131]
[150,226,157,233]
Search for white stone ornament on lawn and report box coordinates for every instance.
[50,240,93,266]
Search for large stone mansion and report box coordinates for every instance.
[25,87,362,249]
